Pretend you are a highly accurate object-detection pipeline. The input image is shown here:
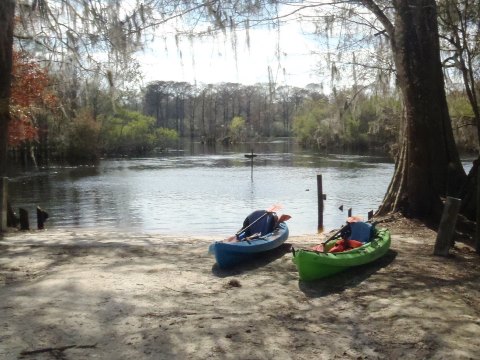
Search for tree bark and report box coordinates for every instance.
[377,0,466,224]
[0,1,14,177]
[0,1,14,232]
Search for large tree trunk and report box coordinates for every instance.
[0,0,14,232]
[377,0,466,224]
[0,1,14,177]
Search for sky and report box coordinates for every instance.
[137,20,326,88]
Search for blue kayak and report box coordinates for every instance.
[209,210,290,269]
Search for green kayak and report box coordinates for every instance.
[292,228,391,281]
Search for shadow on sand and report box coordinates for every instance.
[298,249,398,298]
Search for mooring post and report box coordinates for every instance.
[244,150,257,180]
[0,177,7,232]
[368,210,374,220]
[37,206,49,230]
[317,174,326,230]
[7,201,18,228]
[434,196,462,256]
[19,208,29,231]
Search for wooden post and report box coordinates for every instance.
[476,167,480,254]
[19,208,29,231]
[244,150,257,180]
[0,177,6,232]
[7,201,19,227]
[368,210,374,220]
[434,196,461,256]
[317,174,324,230]
[348,208,352,217]
[37,206,49,230]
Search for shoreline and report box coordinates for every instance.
[1,221,479,359]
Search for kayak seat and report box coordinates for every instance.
[348,221,373,243]
[242,210,276,237]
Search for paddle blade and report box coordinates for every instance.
[277,214,291,223]
[267,204,283,213]
[311,244,324,252]
[223,235,238,242]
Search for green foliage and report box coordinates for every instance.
[155,127,180,149]
[346,95,400,149]
[447,91,478,151]
[447,92,475,119]
[293,92,401,151]
[293,99,335,147]
[101,108,178,155]
[65,109,101,161]
[228,116,247,142]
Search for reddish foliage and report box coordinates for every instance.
[8,51,57,148]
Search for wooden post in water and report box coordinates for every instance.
[19,208,29,231]
[244,150,257,180]
[37,206,49,230]
[317,174,326,230]
[348,208,352,217]
[0,177,7,232]
[434,196,461,256]
[7,201,19,227]
[368,210,374,221]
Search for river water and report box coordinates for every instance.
[8,140,397,237]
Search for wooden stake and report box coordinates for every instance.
[7,201,18,227]
[37,206,49,230]
[434,196,461,256]
[368,210,374,220]
[244,150,257,180]
[19,208,29,231]
[317,174,324,230]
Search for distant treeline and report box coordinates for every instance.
[142,81,478,155]
[8,73,478,167]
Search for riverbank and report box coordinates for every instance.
[0,216,479,359]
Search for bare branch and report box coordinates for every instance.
[359,0,394,39]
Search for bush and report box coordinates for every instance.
[101,108,178,155]
[66,109,101,161]
[229,116,247,142]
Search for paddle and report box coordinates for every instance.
[222,204,283,243]
[275,214,291,227]
[322,224,348,244]
[319,223,350,252]
[299,223,351,253]
[234,204,283,237]
[321,216,377,252]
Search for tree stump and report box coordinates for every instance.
[7,201,18,227]
[19,208,29,231]
[434,197,461,256]
[37,206,49,230]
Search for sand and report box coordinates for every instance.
[0,217,479,360]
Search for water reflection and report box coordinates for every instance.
[8,141,397,237]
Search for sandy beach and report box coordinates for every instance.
[0,217,479,360]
